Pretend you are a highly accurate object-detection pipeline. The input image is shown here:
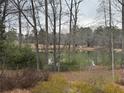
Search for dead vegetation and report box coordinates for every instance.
[116,70,124,86]
[3,89,31,93]
[0,69,49,93]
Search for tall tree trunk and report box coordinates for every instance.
[121,0,124,70]
[45,0,48,65]
[109,0,115,81]
[31,0,40,70]
[122,1,124,51]
[103,0,107,27]
[0,0,7,76]
[2,0,8,22]
[50,0,57,71]
[58,0,62,72]
[53,1,57,71]
[73,0,78,52]
[68,0,73,62]
[17,0,22,47]
[0,0,8,70]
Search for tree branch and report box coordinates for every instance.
[10,0,34,27]
[118,0,124,6]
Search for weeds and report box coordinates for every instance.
[0,69,49,92]
[32,75,124,93]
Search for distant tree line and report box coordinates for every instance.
[19,26,121,49]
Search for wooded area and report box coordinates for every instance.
[1,0,124,93]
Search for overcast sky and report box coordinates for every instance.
[61,0,99,33]
[78,0,99,27]
[78,0,121,28]
[8,0,121,34]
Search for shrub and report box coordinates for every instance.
[0,70,49,92]
[4,43,36,69]
[59,52,89,71]
[103,83,124,93]
[60,61,79,71]
[117,78,124,86]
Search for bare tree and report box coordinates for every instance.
[97,0,108,26]
[103,0,107,26]
[1,0,8,22]
[58,0,62,72]
[50,0,57,71]
[109,0,115,81]
[65,0,73,62]
[118,0,124,70]
[45,0,49,65]
[11,0,27,47]
[0,0,8,77]
[0,0,6,5]
[121,0,124,65]
[7,0,27,47]
[31,0,40,70]
[73,0,83,50]
[103,0,107,27]
[17,0,22,47]
[10,0,41,70]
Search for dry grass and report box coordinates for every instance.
[3,89,31,93]
[53,67,121,83]
[2,67,123,93]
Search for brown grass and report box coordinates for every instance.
[2,68,123,93]
[3,89,31,93]
[52,68,121,82]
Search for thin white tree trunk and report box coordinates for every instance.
[109,0,115,81]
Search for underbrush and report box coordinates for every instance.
[32,75,68,93]
[32,75,124,93]
[117,78,124,86]
[103,83,124,93]
[0,69,49,92]
[116,71,124,86]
